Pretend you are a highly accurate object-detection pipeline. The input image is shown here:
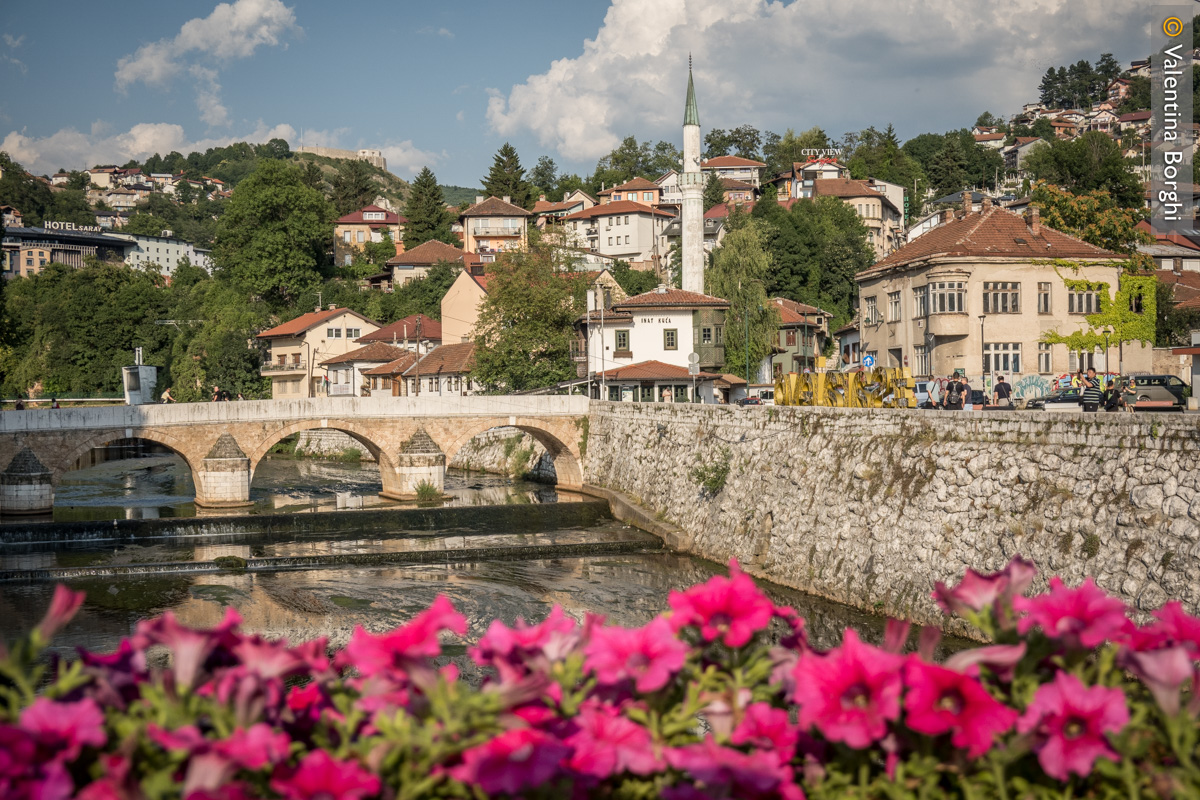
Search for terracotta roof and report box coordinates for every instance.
[403,342,476,377]
[1176,294,1200,311]
[597,177,659,195]
[704,198,799,219]
[532,199,579,213]
[715,373,747,386]
[973,133,1005,142]
[720,178,757,190]
[386,239,466,266]
[578,309,634,322]
[362,351,420,376]
[359,314,443,343]
[337,205,403,226]
[860,207,1119,277]
[595,360,720,381]
[1156,269,1200,303]
[1012,136,1042,146]
[1120,111,1152,122]
[561,199,675,221]
[614,288,729,309]
[812,178,900,213]
[772,297,831,324]
[702,155,766,168]
[320,341,409,367]
[461,196,532,217]
[256,307,377,339]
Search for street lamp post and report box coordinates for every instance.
[978,315,986,394]
[1103,327,1112,378]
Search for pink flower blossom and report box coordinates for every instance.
[668,560,775,648]
[792,629,903,748]
[1119,645,1194,716]
[943,643,1027,683]
[731,702,799,756]
[903,659,1017,758]
[933,556,1036,617]
[470,605,581,682]
[665,737,805,800]
[20,697,106,761]
[1015,577,1127,650]
[1017,671,1129,781]
[35,585,85,641]
[133,607,243,691]
[566,702,661,777]
[270,750,380,800]
[449,728,569,795]
[584,617,689,693]
[1130,602,1200,656]
[340,595,465,679]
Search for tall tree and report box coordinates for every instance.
[529,156,559,199]
[1030,182,1151,258]
[927,137,968,196]
[762,127,830,178]
[331,159,377,216]
[403,167,457,250]
[1021,131,1143,208]
[703,171,726,211]
[1038,67,1060,106]
[482,143,534,209]
[1095,53,1121,88]
[705,221,780,382]
[213,160,333,305]
[299,159,326,192]
[703,129,734,159]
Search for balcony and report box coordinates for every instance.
[473,226,523,237]
[585,226,598,236]
[926,313,969,338]
[261,360,306,374]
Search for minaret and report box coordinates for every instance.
[680,57,704,294]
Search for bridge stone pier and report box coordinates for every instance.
[0,396,589,515]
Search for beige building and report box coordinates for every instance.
[334,205,405,267]
[460,196,530,255]
[256,306,381,398]
[813,178,904,260]
[385,239,477,288]
[856,203,1152,389]
[440,268,492,345]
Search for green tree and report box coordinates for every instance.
[1118,76,1151,113]
[1156,281,1200,346]
[299,159,326,192]
[213,160,333,305]
[471,246,583,390]
[0,152,54,226]
[482,143,534,209]
[331,159,377,216]
[1031,118,1055,141]
[926,137,968,196]
[762,127,829,177]
[1022,132,1143,208]
[1038,67,1060,106]
[1030,182,1151,259]
[1095,53,1121,87]
[609,259,658,296]
[975,111,1002,129]
[901,133,947,174]
[704,129,734,159]
[647,141,682,178]
[403,167,457,249]
[705,222,780,381]
[529,156,559,198]
[703,171,725,211]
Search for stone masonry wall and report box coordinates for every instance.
[584,403,1200,630]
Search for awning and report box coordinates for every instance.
[1171,346,1200,356]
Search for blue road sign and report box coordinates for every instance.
[862,354,875,368]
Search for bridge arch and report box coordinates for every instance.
[437,417,584,489]
[245,420,397,481]
[51,428,199,484]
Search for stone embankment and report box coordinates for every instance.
[584,403,1200,630]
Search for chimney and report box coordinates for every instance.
[475,195,484,205]
[1027,207,1040,235]
[962,192,973,215]
[502,195,511,205]
[328,304,336,310]
[656,283,668,294]
[538,194,546,202]
[1173,257,1183,275]
[941,209,953,224]
[982,196,992,212]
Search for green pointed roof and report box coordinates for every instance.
[684,66,699,127]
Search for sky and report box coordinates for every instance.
[0,0,1153,188]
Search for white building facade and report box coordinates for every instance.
[111,231,213,275]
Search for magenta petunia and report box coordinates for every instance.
[1017,671,1129,781]
[470,605,581,682]
[583,617,690,693]
[665,737,805,800]
[35,585,86,641]
[1137,601,1200,656]
[1015,577,1127,649]
[340,595,466,679]
[933,556,1036,618]
[449,728,569,795]
[270,750,380,800]
[731,702,800,757]
[133,607,243,692]
[668,560,776,648]
[566,702,661,777]
[20,697,107,761]
[792,629,903,748]
[1119,645,1194,716]
[903,658,1017,758]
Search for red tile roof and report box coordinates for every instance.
[359,314,443,343]
[614,288,729,309]
[257,307,378,339]
[704,199,799,218]
[720,178,757,190]
[702,155,766,168]
[1012,136,1042,146]
[386,239,466,266]
[772,297,831,323]
[974,133,1005,142]
[578,309,634,322]
[1176,294,1200,311]
[595,360,721,381]
[598,177,659,195]
[403,342,476,377]
[362,351,420,377]
[336,205,405,225]
[812,178,900,213]
[320,341,409,366]
[1156,269,1200,303]
[1120,111,1152,122]
[860,207,1118,277]
[461,196,532,217]
[561,199,675,221]
[532,199,580,213]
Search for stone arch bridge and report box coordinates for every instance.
[0,396,589,515]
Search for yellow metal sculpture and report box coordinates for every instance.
[774,368,917,408]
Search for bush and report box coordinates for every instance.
[338,447,363,463]
[690,446,731,494]
[5,558,1200,798]
[414,480,441,501]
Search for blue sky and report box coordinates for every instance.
[1,0,1151,187]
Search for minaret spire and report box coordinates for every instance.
[684,56,700,127]
[680,58,704,293]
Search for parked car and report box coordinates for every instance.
[737,397,764,406]
[913,380,935,408]
[1024,388,1082,411]
[1128,375,1190,406]
[966,390,987,409]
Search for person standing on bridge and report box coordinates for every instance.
[161,387,175,403]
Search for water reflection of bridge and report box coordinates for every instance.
[0,396,588,515]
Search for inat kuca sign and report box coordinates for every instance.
[44,221,102,233]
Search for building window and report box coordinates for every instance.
[1068,286,1100,314]
[357,231,365,243]
[344,254,352,266]
[615,329,630,351]
[864,350,878,367]
[643,192,653,201]
[983,282,1020,313]
[327,328,342,339]
[1038,342,1052,373]
[785,329,796,346]
[615,216,621,226]
[715,325,724,346]
[346,328,361,339]
[863,296,879,324]
[625,216,630,224]
[931,281,965,313]
[702,327,713,345]
[1038,282,1052,314]
[608,237,613,245]
[640,385,654,402]
[983,342,1022,374]
[887,291,901,322]
[673,385,689,402]
[914,345,930,377]
[913,286,928,318]
[608,385,621,401]
[664,329,678,350]
[1129,288,1144,313]
[624,235,630,244]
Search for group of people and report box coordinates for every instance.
[925,375,1013,411]
[1074,367,1136,413]
[158,386,245,403]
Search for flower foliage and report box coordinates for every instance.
[5,561,1200,798]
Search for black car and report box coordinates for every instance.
[1024,388,1082,410]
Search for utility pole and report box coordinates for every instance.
[414,317,422,396]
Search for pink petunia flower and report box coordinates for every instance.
[470,605,581,682]
[1119,645,1194,716]
[1130,602,1200,656]
[583,617,689,693]
[1017,671,1129,781]
[731,702,800,757]
[340,595,466,679]
[668,560,776,648]
[1015,577,1127,650]
[20,697,107,761]
[665,737,805,800]
[566,702,661,777]
[35,584,86,641]
[133,607,243,692]
[449,728,569,795]
[933,556,1037,618]
[903,659,1017,758]
[270,750,380,800]
[792,629,903,748]
[943,643,1027,683]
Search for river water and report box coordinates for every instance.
[1,453,955,659]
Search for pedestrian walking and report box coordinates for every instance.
[959,376,974,411]
[1123,377,1137,413]
[927,378,940,409]
[160,387,175,403]
[212,385,221,402]
[1080,368,1103,412]
[992,375,1013,408]
[943,376,964,410]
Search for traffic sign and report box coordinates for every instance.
[862,354,875,368]
[688,363,700,375]
[688,352,700,365]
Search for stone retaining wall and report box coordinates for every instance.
[584,403,1200,630]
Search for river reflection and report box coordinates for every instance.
[48,454,559,522]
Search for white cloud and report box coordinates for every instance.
[417,26,455,38]
[1,120,296,175]
[295,127,351,148]
[379,140,447,178]
[438,27,454,38]
[456,110,465,122]
[2,31,25,74]
[114,0,300,128]
[3,34,25,48]
[487,0,1147,163]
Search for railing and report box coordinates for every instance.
[472,226,523,237]
[261,361,306,373]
